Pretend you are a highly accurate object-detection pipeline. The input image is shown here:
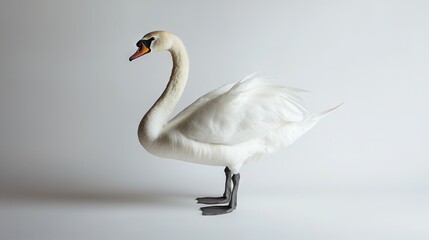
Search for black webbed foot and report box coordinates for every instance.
[200,205,236,215]
[198,171,240,216]
[196,167,232,205]
[196,196,230,204]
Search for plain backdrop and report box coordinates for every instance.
[0,0,428,239]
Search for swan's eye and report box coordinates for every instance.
[136,37,156,48]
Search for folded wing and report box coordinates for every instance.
[168,74,309,145]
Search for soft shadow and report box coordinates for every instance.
[0,189,196,207]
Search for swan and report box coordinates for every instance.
[129,31,339,215]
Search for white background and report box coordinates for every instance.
[0,0,428,239]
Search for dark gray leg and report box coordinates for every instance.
[196,167,232,204]
[200,173,240,216]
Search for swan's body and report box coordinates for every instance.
[130,31,338,215]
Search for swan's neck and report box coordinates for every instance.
[138,39,189,144]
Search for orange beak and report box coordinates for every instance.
[129,43,150,61]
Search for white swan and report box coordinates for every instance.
[129,31,339,215]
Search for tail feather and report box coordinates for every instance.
[261,102,343,154]
[299,102,344,136]
[309,102,344,122]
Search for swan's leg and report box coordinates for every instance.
[196,167,232,204]
[200,173,240,216]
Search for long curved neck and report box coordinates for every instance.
[138,38,189,144]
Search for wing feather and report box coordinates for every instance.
[169,74,309,145]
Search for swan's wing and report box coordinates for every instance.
[173,75,309,145]
[167,82,236,127]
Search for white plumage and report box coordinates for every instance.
[129,31,339,215]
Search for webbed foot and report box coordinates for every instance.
[196,196,230,204]
[198,173,240,216]
[200,205,236,215]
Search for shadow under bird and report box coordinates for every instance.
[129,31,340,216]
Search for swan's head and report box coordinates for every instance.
[129,31,176,61]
